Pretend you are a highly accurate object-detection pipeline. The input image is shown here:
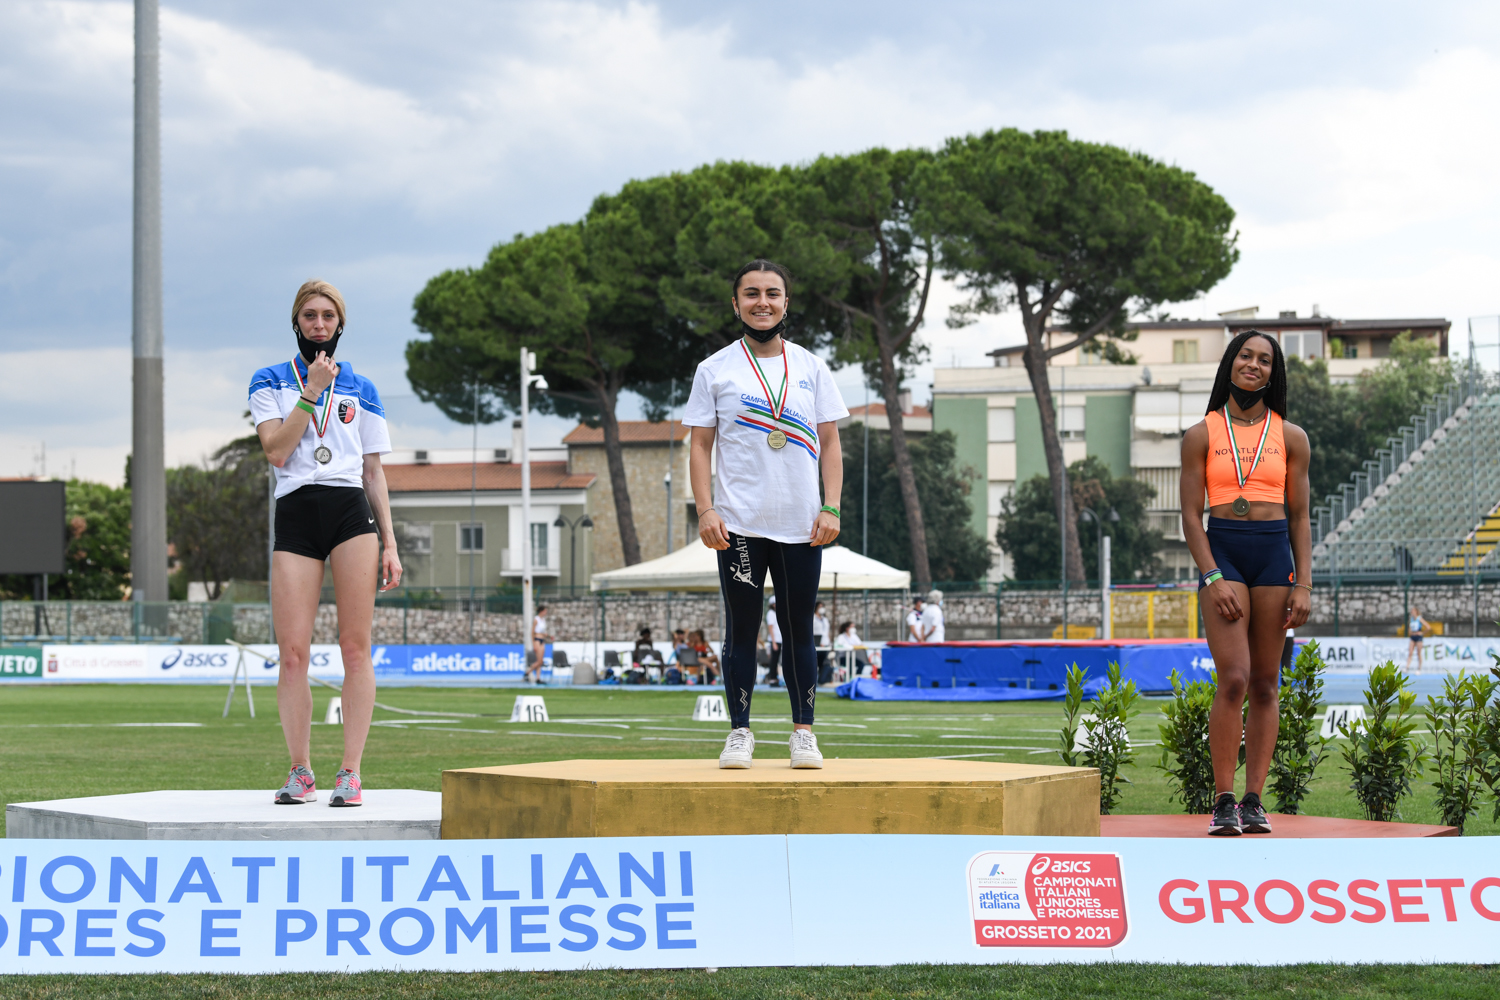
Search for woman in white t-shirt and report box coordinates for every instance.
[684,259,848,769]
[250,279,401,808]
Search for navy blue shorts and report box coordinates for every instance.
[1202,517,1294,589]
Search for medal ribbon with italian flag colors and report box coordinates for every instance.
[1221,406,1272,489]
[291,356,335,440]
[740,338,788,427]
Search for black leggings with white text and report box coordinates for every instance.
[717,533,822,729]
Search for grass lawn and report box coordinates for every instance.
[1,682,1493,995]
[5,964,1500,999]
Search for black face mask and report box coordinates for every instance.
[295,323,342,364]
[1229,381,1269,411]
[739,315,786,344]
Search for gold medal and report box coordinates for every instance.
[767,430,788,450]
[1232,496,1250,516]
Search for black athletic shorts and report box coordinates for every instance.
[274,485,377,561]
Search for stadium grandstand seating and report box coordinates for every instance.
[1312,368,1500,577]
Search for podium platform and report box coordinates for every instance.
[1100,813,1460,838]
[7,789,441,841]
[442,758,1099,839]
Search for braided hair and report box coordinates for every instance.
[1206,330,1287,417]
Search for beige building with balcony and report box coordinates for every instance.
[937,310,1449,580]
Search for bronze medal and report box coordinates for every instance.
[1222,407,1271,516]
[767,430,788,450]
[1232,496,1250,516]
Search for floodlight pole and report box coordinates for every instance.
[521,347,534,654]
[131,0,168,602]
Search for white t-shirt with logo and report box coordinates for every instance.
[249,358,392,499]
[682,339,849,544]
[920,603,946,643]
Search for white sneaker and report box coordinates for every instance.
[719,728,755,768]
[789,729,824,769]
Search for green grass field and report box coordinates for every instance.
[2,682,1494,996]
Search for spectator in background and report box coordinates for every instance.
[812,601,831,684]
[528,604,553,684]
[763,596,783,687]
[689,629,720,685]
[1405,606,1428,671]
[921,589,946,643]
[906,596,925,642]
[834,620,867,677]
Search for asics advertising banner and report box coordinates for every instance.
[1,834,1497,972]
[39,646,345,684]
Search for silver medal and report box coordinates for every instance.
[314,445,333,465]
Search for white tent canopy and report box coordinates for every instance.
[590,539,910,592]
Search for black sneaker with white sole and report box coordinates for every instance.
[1208,792,1242,836]
[1239,792,1272,834]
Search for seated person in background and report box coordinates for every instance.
[688,629,720,685]
[833,621,869,677]
[631,627,661,684]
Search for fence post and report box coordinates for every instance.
[1333,577,1341,637]
[1146,592,1155,639]
[403,596,409,645]
[995,581,1003,640]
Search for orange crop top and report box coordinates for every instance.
[1205,409,1287,506]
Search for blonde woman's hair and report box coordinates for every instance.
[291,279,347,332]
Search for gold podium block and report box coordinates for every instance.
[441,758,1099,839]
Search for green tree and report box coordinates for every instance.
[792,148,942,588]
[922,129,1238,583]
[409,179,705,566]
[841,427,991,582]
[167,435,269,600]
[996,455,1163,581]
[63,479,133,599]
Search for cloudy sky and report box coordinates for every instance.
[3,1,1499,483]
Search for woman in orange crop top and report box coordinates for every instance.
[1181,330,1312,837]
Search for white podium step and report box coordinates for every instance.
[6,789,441,841]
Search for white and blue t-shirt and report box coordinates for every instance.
[682,339,848,544]
[249,358,391,499]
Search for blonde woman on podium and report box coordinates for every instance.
[684,259,848,768]
[251,279,401,807]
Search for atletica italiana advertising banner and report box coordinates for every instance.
[0,835,1497,971]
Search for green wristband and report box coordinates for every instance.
[295,399,316,416]
[820,505,841,518]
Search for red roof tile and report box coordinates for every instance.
[563,421,690,445]
[383,461,595,493]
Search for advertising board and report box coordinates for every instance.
[2,834,1497,972]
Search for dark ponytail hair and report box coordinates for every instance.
[731,259,792,296]
[1206,330,1287,417]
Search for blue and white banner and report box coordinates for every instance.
[372,645,547,684]
[1,835,1498,972]
[39,646,344,684]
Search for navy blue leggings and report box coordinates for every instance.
[716,533,822,728]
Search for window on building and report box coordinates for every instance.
[459,522,484,553]
[1172,339,1199,364]
[988,481,1014,517]
[1343,341,1359,359]
[1079,342,1103,365]
[987,408,1015,442]
[400,522,433,555]
[1281,332,1300,358]
[1059,405,1085,441]
[530,523,549,567]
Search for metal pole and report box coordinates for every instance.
[469,381,478,642]
[862,379,870,556]
[521,347,534,657]
[666,379,675,555]
[131,0,167,602]
[1469,338,1480,636]
[1101,534,1112,640]
[1060,364,1068,638]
